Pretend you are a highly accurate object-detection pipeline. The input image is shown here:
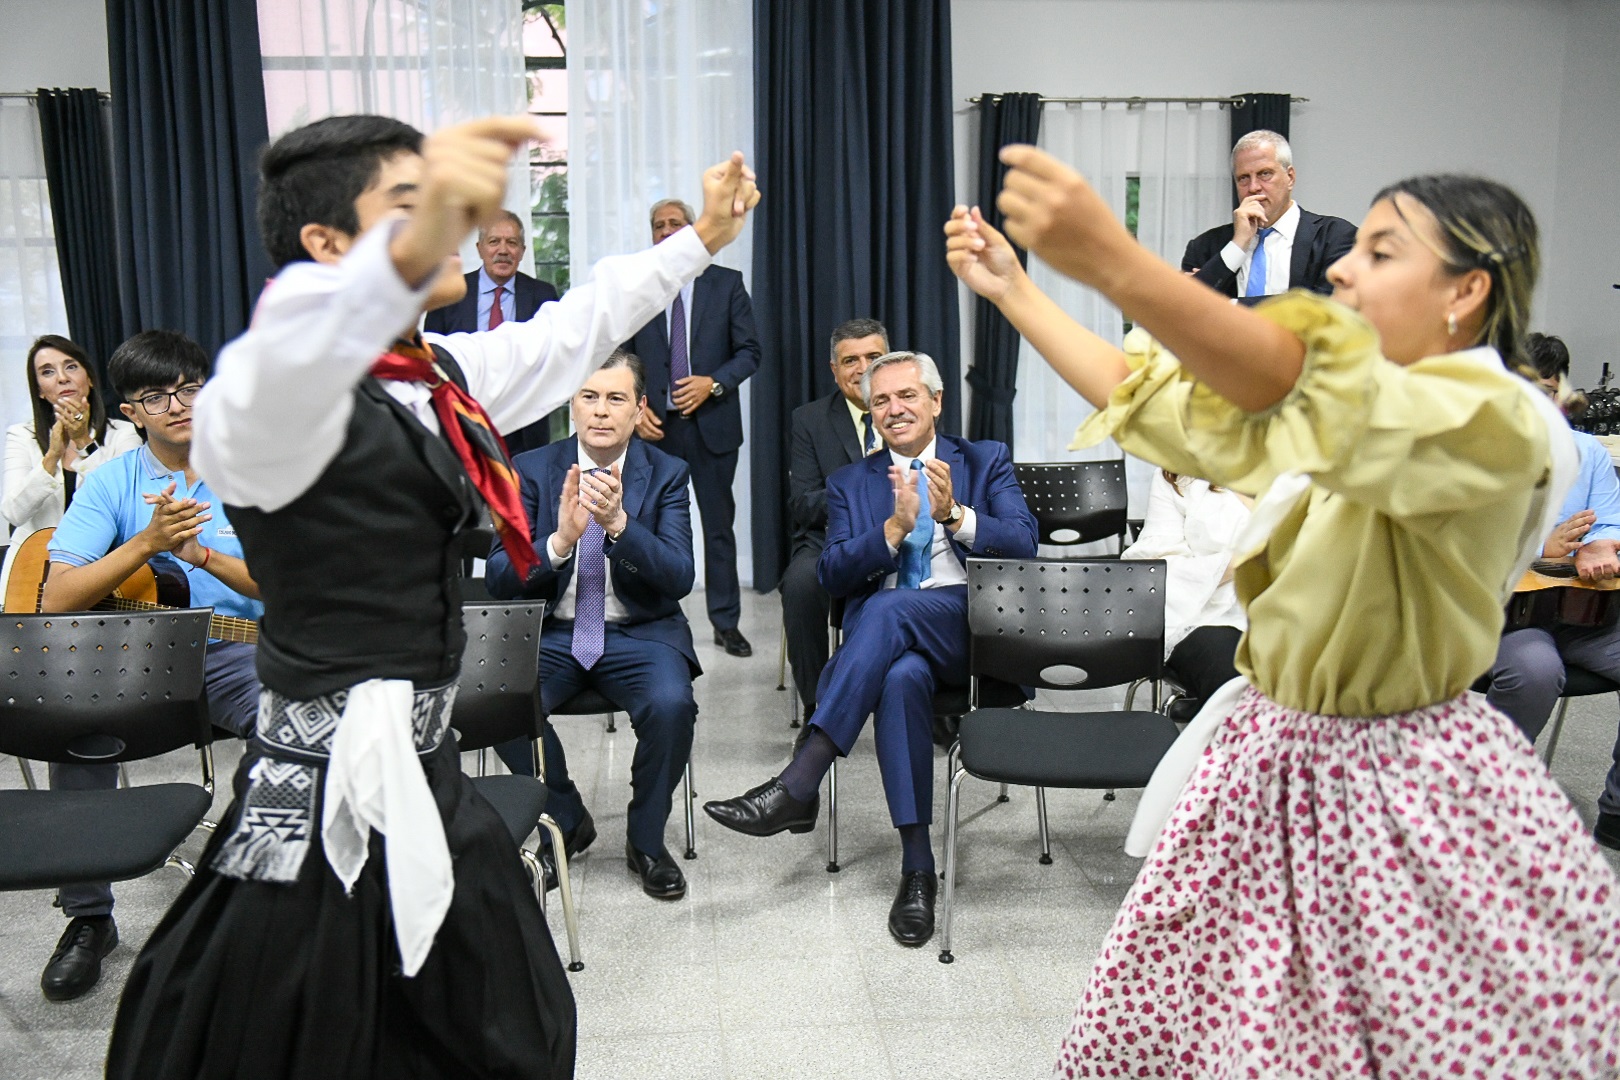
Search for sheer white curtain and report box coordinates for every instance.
[0,99,69,441]
[1012,101,1228,521]
[568,0,755,586]
[256,0,531,270]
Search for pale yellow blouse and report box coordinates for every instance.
[1072,292,1553,716]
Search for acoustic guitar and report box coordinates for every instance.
[2,527,259,644]
[1504,557,1620,631]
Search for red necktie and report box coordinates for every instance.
[488,284,506,329]
[370,336,538,579]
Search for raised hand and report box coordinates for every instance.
[1232,194,1269,251]
[945,205,1027,302]
[554,465,591,551]
[923,459,957,524]
[1544,509,1596,558]
[884,464,922,549]
[692,151,762,254]
[995,144,1134,289]
[579,465,627,536]
[393,115,542,284]
[55,395,91,445]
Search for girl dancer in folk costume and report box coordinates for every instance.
[104,113,757,1080]
[947,155,1620,1077]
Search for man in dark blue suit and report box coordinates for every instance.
[626,198,761,657]
[705,351,1037,946]
[423,210,560,454]
[486,351,700,901]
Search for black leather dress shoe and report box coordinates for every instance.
[540,809,598,893]
[1596,811,1620,852]
[626,842,687,900]
[888,871,937,947]
[714,627,753,657]
[703,778,819,837]
[41,915,118,1002]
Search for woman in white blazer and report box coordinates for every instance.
[2,336,142,589]
[1121,469,1252,703]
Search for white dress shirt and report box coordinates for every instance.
[1120,472,1251,658]
[194,217,711,511]
[544,445,631,623]
[881,437,978,589]
[1220,201,1300,297]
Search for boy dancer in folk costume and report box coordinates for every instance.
[947,154,1620,1076]
[105,114,757,1079]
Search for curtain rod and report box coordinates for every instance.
[968,94,1307,106]
[0,91,112,101]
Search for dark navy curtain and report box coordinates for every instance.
[751,0,959,589]
[1230,92,1291,204]
[967,92,1042,445]
[36,88,128,382]
[105,0,272,359]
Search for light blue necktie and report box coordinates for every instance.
[897,460,932,589]
[1244,226,1277,298]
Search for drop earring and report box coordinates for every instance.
[1446,312,1458,337]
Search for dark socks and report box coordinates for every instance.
[898,824,934,875]
[778,728,838,803]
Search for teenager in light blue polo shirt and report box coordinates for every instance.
[34,330,262,1005]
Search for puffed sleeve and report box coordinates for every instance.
[1069,291,1548,521]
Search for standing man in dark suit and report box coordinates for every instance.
[705,351,1037,947]
[486,352,700,901]
[783,318,889,720]
[423,209,560,453]
[627,198,761,657]
[1180,130,1356,300]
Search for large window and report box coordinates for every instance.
[525,3,568,292]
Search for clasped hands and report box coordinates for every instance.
[139,482,212,567]
[554,464,627,553]
[883,460,958,550]
[1546,508,1620,581]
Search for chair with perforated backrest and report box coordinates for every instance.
[1014,461,1131,552]
[453,601,583,972]
[936,558,1183,963]
[550,686,699,861]
[0,610,218,895]
[819,594,1026,874]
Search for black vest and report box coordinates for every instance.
[227,352,482,699]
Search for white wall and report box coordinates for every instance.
[0,0,110,93]
[952,0,1620,383]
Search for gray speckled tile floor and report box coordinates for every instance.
[2,587,1618,1079]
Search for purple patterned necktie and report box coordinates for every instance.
[571,514,607,670]
[669,293,690,384]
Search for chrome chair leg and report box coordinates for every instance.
[119,763,132,789]
[776,624,788,692]
[683,761,697,860]
[605,709,616,734]
[477,747,487,777]
[18,757,37,790]
[166,852,197,877]
[537,815,584,972]
[1123,677,1146,711]
[1035,785,1053,865]
[1543,696,1574,767]
[938,766,967,964]
[826,758,840,873]
[998,782,1010,804]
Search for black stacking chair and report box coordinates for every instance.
[453,601,583,972]
[820,594,1025,873]
[1542,665,1620,767]
[937,558,1183,963]
[551,687,698,860]
[0,610,217,896]
[1014,461,1131,552]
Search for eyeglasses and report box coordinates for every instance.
[134,384,201,414]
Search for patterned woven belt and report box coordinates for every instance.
[211,679,457,884]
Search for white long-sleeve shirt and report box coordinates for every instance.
[194,217,711,511]
[1121,471,1251,657]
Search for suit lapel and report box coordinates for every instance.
[864,450,894,528]
[621,439,654,521]
[832,394,863,465]
[545,438,576,534]
[1289,209,1315,290]
[937,436,970,564]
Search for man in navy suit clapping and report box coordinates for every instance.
[705,352,1037,946]
[486,351,700,901]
